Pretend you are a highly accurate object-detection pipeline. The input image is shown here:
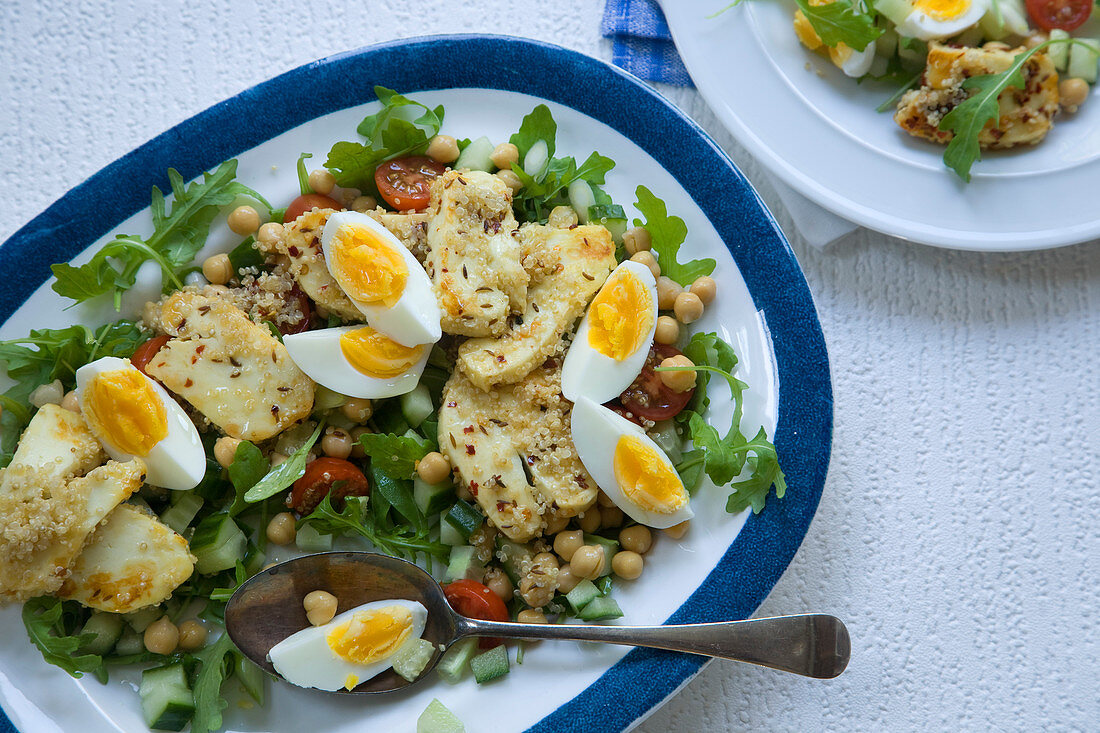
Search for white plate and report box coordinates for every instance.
[660,0,1100,250]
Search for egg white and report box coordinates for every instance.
[561,260,658,405]
[74,356,205,490]
[831,43,876,78]
[321,211,442,348]
[283,326,430,399]
[897,0,989,40]
[569,396,694,529]
[268,598,429,692]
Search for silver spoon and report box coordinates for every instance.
[225,551,849,694]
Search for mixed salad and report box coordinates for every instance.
[0,87,785,732]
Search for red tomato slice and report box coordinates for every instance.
[1026,0,1091,30]
[616,344,696,422]
[374,156,446,211]
[289,457,369,516]
[443,579,510,648]
[130,335,171,375]
[283,193,343,224]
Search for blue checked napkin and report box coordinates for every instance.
[601,0,859,247]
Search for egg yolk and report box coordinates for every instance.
[329,224,408,308]
[340,327,424,378]
[911,0,969,20]
[326,605,414,666]
[587,271,653,361]
[82,369,168,457]
[612,435,688,515]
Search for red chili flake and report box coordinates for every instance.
[184,378,193,388]
[287,245,301,257]
[496,501,509,512]
[465,445,476,455]
[469,481,479,497]
[195,344,206,355]
[447,401,457,408]
[463,426,475,434]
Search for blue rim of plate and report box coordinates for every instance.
[0,34,832,733]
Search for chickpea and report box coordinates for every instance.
[629,250,661,279]
[202,253,233,286]
[532,551,560,573]
[143,616,179,655]
[673,291,704,324]
[543,512,569,535]
[655,276,682,310]
[600,505,624,529]
[352,195,378,212]
[577,508,601,534]
[227,205,261,236]
[484,568,513,602]
[1025,30,1048,49]
[1060,78,1090,112]
[554,530,585,562]
[490,142,520,170]
[654,315,680,346]
[548,205,578,229]
[342,398,373,423]
[266,512,297,545]
[569,545,605,580]
[555,565,581,594]
[664,520,690,539]
[517,609,548,624]
[177,620,208,651]
[214,436,242,469]
[308,169,336,196]
[350,426,371,458]
[519,575,555,608]
[658,355,697,393]
[304,590,338,626]
[416,451,451,484]
[619,525,653,555]
[60,390,80,413]
[622,226,652,255]
[426,134,460,164]
[322,427,354,459]
[495,169,523,193]
[689,275,717,305]
[256,221,284,246]
[612,550,644,580]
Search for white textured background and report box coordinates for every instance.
[2,1,1098,731]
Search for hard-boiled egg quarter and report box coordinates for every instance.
[268,599,429,692]
[284,325,431,399]
[561,260,657,405]
[74,356,205,490]
[895,0,990,40]
[569,396,693,529]
[321,211,441,348]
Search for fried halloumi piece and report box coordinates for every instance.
[426,170,528,337]
[438,362,597,542]
[457,223,616,391]
[895,42,1059,149]
[59,503,194,613]
[146,292,314,441]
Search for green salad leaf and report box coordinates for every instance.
[21,597,104,681]
[793,0,882,52]
[243,422,324,502]
[358,431,433,481]
[632,186,715,286]
[298,494,448,561]
[227,441,268,515]
[189,633,236,733]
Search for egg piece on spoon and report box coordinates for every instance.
[283,325,430,399]
[321,211,441,347]
[75,356,204,490]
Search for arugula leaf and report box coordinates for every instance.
[632,186,715,287]
[793,0,882,52]
[358,431,432,480]
[509,104,557,162]
[370,464,426,532]
[678,331,744,419]
[22,597,103,680]
[244,421,324,502]
[227,235,264,272]
[298,495,448,561]
[227,441,268,515]
[296,152,313,196]
[189,633,235,733]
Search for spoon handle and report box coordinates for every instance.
[457,613,850,679]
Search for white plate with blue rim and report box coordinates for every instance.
[660,0,1100,250]
[0,35,831,733]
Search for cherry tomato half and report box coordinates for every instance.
[283,193,343,224]
[615,343,696,422]
[374,156,446,211]
[130,335,171,375]
[289,457,369,516]
[1026,0,1091,30]
[443,579,510,648]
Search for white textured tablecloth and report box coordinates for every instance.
[2,2,1098,730]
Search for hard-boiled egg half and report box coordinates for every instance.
[561,260,657,404]
[74,356,204,490]
[829,43,875,78]
[895,0,990,40]
[570,397,693,529]
[283,325,431,399]
[322,211,441,348]
[268,599,429,691]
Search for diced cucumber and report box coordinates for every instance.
[79,612,124,655]
[588,204,627,242]
[648,420,683,463]
[896,37,927,68]
[437,637,479,684]
[952,25,984,48]
[440,518,465,547]
[494,537,533,585]
[565,579,601,614]
[874,0,913,26]
[313,385,349,411]
[296,522,334,553]
[523,139,549,178]
[191,513,247,575]
[998,0,1030,35]
[469,645,509,684]
[567,181,595,223]
[414,476,455,516]
[1068,39,1100,83]
[234,653,265,705]
[160,493,203,534]
[417,698,467,733]
[577,596,623,622]
[445,545,485,582]
[401,384,434,427]
[444,500,483,540]
[583,534,619,577]
[1049,30,1071,71]
[115,628,145,656]
[455,136,494,172]
[392,637,437,682]
[126,606,163,633]
[595,574,614,596]
[875,28,898,59]
[139,663,195,731]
